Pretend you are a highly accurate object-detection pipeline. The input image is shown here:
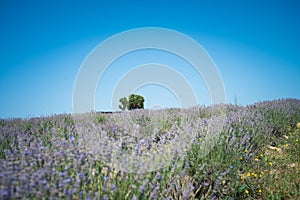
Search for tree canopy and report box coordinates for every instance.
[119,94,144,111]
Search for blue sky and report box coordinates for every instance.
[0,0,299,118]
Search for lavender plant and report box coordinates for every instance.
[0,98,299,199]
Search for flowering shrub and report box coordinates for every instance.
[0,98,299,199]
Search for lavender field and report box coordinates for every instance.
[1,99,299,199]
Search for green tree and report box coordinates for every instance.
[118,97,128,111]
[119,94,145,111]
[128,94,145,110]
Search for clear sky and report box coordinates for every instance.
[0,0,299,118]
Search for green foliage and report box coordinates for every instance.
[95,115,106,124]
[128,94,144,110]
[118,97,128,111]
[119,94,145,111]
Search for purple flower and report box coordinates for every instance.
[69,136,75,142]
[112,126,118,134]
[111,184,117,192]
[60,172,67,177]
[139,185,146,193]
[1,189,9,196]
[63,178,72,183]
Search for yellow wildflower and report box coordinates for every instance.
[244,149,248,153]
[258,189,262,193]
[260,154,263,157]
[296,139,298,143]
[285,143,289,147]
[246,173,251,177]
[254,157,259,161]
[253,173,257,177]
[245,189,249,194]
[269,162,273,166]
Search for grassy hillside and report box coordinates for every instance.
[0,99,299,199]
